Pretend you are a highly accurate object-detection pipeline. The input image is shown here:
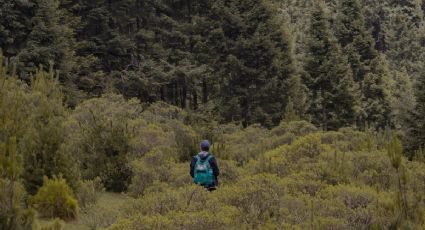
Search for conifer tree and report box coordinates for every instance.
[304,3,360,130]
[16,0,76,80]
[385,4,425,79]
[209,0,303,127]
[0,53,35,230]
[283,97,299,122]
[386,69,416,138]
[408,72,425,156]
[361,55,392,128]
[335,0,392,129]
[0,0,33,58]
[0,138,35,230]
[0,53,79,194]
[20,67,79,193]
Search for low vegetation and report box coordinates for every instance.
[2,63,425,229]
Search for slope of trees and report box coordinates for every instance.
[1,0,425,229]
[1,0,424,134]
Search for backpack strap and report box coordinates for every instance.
[205,154,213,162]
[195,154,213,162]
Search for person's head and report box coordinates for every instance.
[200,140,210,152]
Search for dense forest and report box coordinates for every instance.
[1,0,425,229]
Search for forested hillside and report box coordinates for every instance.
[1,0,425,229]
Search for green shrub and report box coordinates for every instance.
[271,120,318,138]
[128,121,174,158]
[33,176,79,220]
[62,94,139,192]
[0,178,36,230]
[221,124,270,163]
[215,160,242,184]
[287,133,330,161]
[128,147,177,197]
[257,145,290,176]
[218,174,285,228]
[319,184,394,229]
[76,177,104,208]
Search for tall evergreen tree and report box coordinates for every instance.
[0,0,33,58]
[408,71,425,157]
[15,0,76,80]
[387,69,416,139]
[384,3,425,79]
[335,0,392,128]
[304,3,360,130]
[205,0,304,127]
[0,53,36,230]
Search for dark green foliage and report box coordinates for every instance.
[205,0,303,127]
[360,55,392,128]
[0,0,423,135]
[2,0,425,227]
[408,71,425,156]
[0,0,76,82]
[334,0,392,129]
[0,0,33,58]
[62,94,139,192]
[304,3,360,130]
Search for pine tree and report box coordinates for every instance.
[0,138,35,230]
[15,0,76,81]
[0,53,79,194]
[208,0,303,127]
[335,0,392,129]
[286,74,309,118]
[408,71,425,156]
[20,67,79,193]
[387,69,416,139]
[283,97,299,122]
[384,3,425,79]
[304,3,360,130]
[0,0,33,58]
[0,53,35,230]
[361,55,392,128]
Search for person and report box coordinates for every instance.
[190,140,219,191]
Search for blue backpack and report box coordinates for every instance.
[193,155,214,186]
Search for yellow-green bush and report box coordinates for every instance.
[115,125,425,229]
[318,184,394,229]
[287,133,331,161]
[76,177,104,208]
[220,124,270,163]
[127,121,175,157]
[61,94,138,192]
[33,176,79,220]
[271,120,318,139]
[128,147,180,197]
[140,102,199,162]
[257,145,290,176]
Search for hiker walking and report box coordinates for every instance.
[190,140,220,191]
